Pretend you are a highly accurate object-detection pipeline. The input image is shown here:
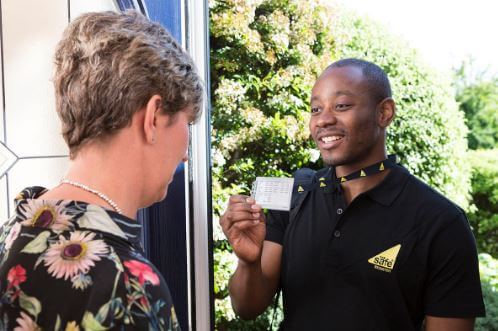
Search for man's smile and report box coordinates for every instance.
[321,135,343,143]
[316,132,345,150]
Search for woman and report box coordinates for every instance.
[0,10,202,330]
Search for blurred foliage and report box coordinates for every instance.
[453,60,498,150]
[467,149,498,257]
[210,1,471,329]
[455,60,498,330]
[477,254,498,330]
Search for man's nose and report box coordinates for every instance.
[316,108,337,127]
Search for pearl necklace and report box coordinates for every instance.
[60,179,123,214]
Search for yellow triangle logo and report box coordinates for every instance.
[368,244,401,271]
[320,182,327,187]
[360,170,366,177]
[319,177,325,181]
[340,177,347,182]
[379,162,385,171]
[297,185,304,192]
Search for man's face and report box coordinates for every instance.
[309,66,383,167]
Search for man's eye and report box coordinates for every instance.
[310,107,321,114]
[336,104,350,110]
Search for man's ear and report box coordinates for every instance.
[377,98,396,128]
[143,95,162,144]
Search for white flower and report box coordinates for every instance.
[19,200,72,232]
[43,231,108,280]
[5,222,22,250]
[309,148,321,162]
[14,311,40,331]
[71,273,93,291]
[212,149,226,167]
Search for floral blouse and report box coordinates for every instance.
[0,187,180,331]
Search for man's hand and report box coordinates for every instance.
[220,195,265,264]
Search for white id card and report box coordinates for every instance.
[251,177,294,211]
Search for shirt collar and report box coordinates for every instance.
[364,165,410,206]
[14,186,143,249]
[323,164,409,205]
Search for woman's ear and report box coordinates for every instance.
[143,95,162,144]
[377,98,396,128]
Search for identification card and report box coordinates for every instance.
[251,177,294,211]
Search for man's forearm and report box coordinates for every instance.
[229,259,278,320]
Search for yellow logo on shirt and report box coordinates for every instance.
[368,244,401,273]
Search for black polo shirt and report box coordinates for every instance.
[266,165,485,331]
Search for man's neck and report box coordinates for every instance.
[334,153,390,204]
[339,169,390,205]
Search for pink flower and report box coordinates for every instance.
[7,265,27,288]
[19,200,72,232]
[43,231,108,280]
[124,260,160,286]
[14,311,40,331]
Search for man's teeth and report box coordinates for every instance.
[322,136,342,143]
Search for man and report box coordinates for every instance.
[220,58,485,330]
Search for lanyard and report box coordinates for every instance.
[297,155,398,192]
[332,154,398,185]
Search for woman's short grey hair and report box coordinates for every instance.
[54,10,203,157]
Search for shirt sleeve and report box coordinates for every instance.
[265,209,289,245]
[423,211,486,317]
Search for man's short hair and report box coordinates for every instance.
[54,10,203,157]
[327,58,392,103]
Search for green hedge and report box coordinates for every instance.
[454,63,498,150]
[477,254,498,330]
[210,0,335,190]
[468,149,498,256]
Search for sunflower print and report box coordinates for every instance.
[0,187,181,330]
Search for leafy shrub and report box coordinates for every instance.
[210,0,335,189]
[476,254,498,330]
[477,282,498,331]
[453,61,498,150]
[467,150,498,256]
